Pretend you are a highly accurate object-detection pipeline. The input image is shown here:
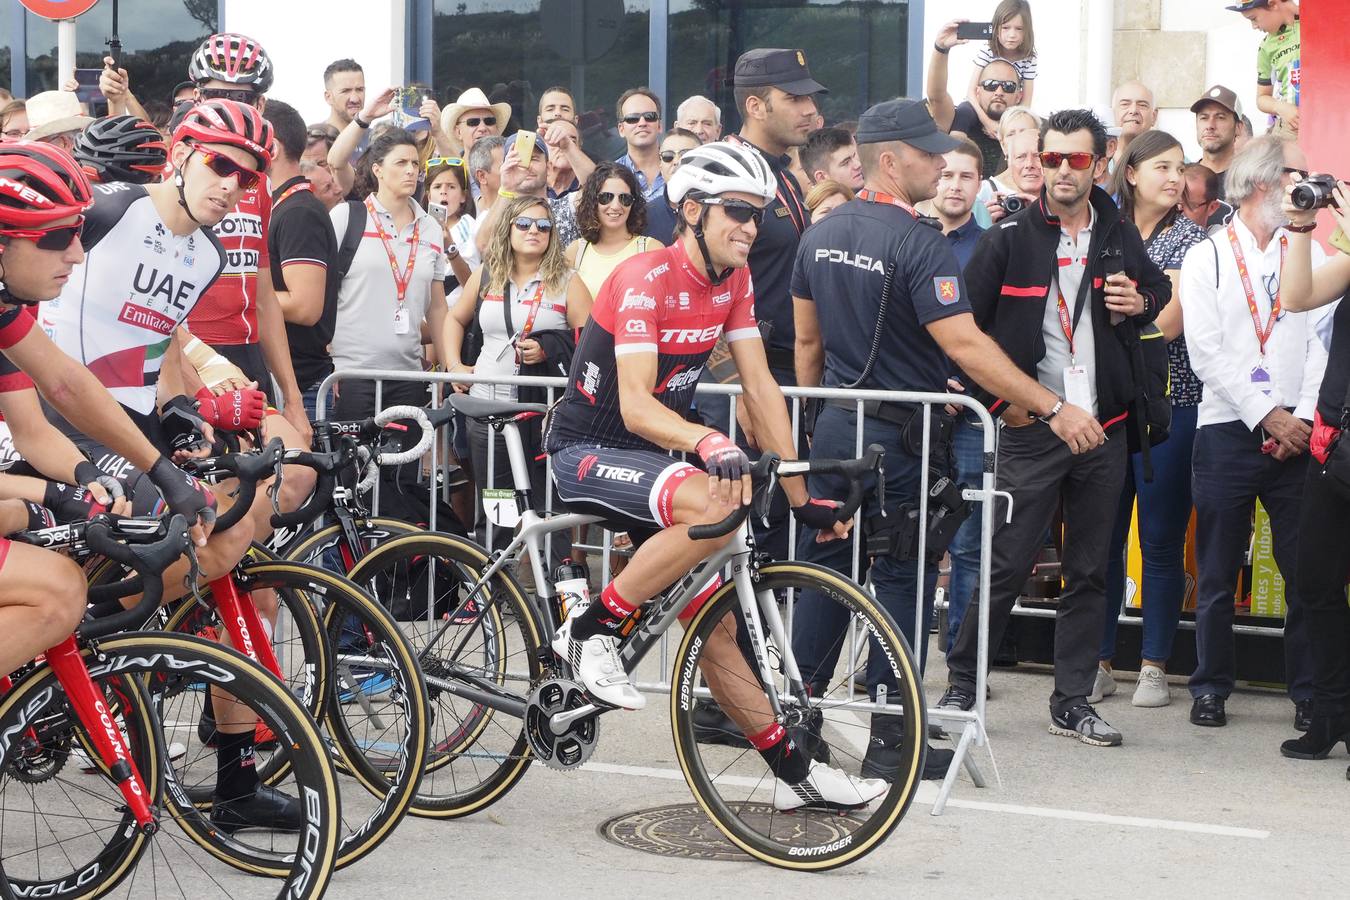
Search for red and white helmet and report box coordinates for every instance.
[188,32,274,94]
[172,99,275,169]
[0,141,94,232]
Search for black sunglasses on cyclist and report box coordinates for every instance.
[597,191,634,207]
[701,197,764,226]
[1039,151,1096,171]
[2,217,85,251]
[979,79,1021,94]
[198,87,261,105]
[512,216,553,233]
[198,148,263,189]
[462,116,496,128]
[622,112,660,125]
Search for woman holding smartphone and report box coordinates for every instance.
[423,156,478,301]
[441,196,590,555]
[564,162,656,297]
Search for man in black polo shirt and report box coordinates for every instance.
[263,100,338,418]
[792,99,1103,781]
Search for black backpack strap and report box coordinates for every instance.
[333,199,367,285]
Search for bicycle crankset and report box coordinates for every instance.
[525,679,600,771]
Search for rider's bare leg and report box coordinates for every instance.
[0,542,86,676]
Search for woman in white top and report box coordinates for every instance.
[443,196,590,554]
[330,128,448,419]
[564,162,658,298]
[422,155,480,303]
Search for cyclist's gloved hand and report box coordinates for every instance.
[196,385,266,432]
[160,394,208,450]
[73,460,126,512]
[42,480,113,523]
[695,431,751,483]
[20,500,56,531]
[148,456,217,529]
[791,496,841,531]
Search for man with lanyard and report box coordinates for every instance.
[546,141,887,810]
[794,100,1110,776]
[263,100,337,419]
[182,33,310,444]
[1179,134,1329,732]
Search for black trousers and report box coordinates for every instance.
[1296,466,1350,717]
[947,421,1127,716]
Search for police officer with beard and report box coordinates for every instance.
[790,99,1103,782]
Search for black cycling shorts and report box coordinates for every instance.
[550,444,700,533]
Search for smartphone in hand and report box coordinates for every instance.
[74,68,105,103]
[514,130,537,169]
[956,21,994,41]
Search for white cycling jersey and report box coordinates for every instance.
[40,181,226,414]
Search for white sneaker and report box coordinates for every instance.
[1087,664,1117,704]
[773,760,887,812]
[1132,664,1171,707]
[551,612,645,711]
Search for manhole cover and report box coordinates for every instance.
[598,803,859,861]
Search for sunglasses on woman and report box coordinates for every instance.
[622,112,660,125]
[1,217,85,251]
[513,216,553,233]
[659,149,688,164]
[979,79,1021,94]
[1039,151,1096,171]
[198,149,263,189]
[597,191,634,207]
[462,116,496,128]
[701,197,764,226]
[425,155,467,173]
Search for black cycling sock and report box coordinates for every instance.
[751,723,810,784]
[215,731,260,801]
[568,583,635,640]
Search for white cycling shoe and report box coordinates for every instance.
[552,611,645,711]
[773,760,887,812]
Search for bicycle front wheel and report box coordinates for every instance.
[670,561,925,871]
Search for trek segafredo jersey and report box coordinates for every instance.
[41,182,226,414]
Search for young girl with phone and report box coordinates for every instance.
[966,0,1038,138]
[423,157,479,302]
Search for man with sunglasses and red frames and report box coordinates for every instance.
[546,140,888,809]
[940,109,1171,749]
[0,141,214,686]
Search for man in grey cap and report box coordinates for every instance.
[1192,84,1243,199]
[790,98,1104,780]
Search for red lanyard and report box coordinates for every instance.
[364,197,420,307]
[857,189,919,217]
[275,180,312,207]
[1227,223,1286,357]
[1056,286,1081,358]
[516,280,546,341]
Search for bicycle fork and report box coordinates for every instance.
[209,575,282,676]
[43,636,157,832]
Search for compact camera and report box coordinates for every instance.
[999,194,1026,214]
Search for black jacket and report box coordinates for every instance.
[963,185,1171,429]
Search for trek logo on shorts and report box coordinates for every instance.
[576,453,599,481]
[934,277,960,305]
[594,464,645,483]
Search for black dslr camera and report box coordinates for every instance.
[1291,174,1342,211]
[999,194,1026,214]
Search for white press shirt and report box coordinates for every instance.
[1180,213,1333,430]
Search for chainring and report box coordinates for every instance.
[525,679,600,771]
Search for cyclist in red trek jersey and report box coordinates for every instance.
[546,142,886,809]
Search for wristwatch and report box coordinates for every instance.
[354,114,371,129]
[446,243,460,260]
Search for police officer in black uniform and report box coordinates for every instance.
[790,99,1104,782]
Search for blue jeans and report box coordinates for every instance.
[792,406,938,697]
[945,414,987,652]
[1101,404,1198,663]
[301,379,326,422]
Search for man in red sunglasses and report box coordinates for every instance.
[940,108,1172,750]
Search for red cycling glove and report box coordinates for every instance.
[196,386,266,432]
[695,432,751,483]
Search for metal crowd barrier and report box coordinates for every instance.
[316,368,1005,815]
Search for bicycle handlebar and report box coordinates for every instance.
[687,444,886,541]
[268,447,345,528]
[178,437,285,532]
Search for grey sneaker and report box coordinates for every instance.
[1131,664,1170,708]
[1087,664,1116,704]
[1049,703,1123,747]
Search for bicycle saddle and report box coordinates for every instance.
[448,394,549,422]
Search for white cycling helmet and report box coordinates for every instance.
[666,140,777,206]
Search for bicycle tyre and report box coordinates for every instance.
[0,632,340,898]
[344,531,545,818]
[280,516,422,571]
[669,561,925,871]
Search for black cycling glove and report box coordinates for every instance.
[791,497,842,532]
[148,457,216,526]
[160,394,208,452]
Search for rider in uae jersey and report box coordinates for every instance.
[39,180,227,417]
[184,181,270,344]
[545,240,759,453]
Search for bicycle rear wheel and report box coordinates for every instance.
[669,561,925,870]
[0,632,339,899]
[345,532,546,818]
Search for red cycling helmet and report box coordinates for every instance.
[171,99,275,170]
[0,141,94,232]
[188,32,274,94]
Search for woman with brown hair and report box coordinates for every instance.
[0,100,28,142]
[803,179,854,220]
[565,161,656,298]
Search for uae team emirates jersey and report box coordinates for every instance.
[545,241,759,453]
[185,181,271,344]
[41,182,227,415]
